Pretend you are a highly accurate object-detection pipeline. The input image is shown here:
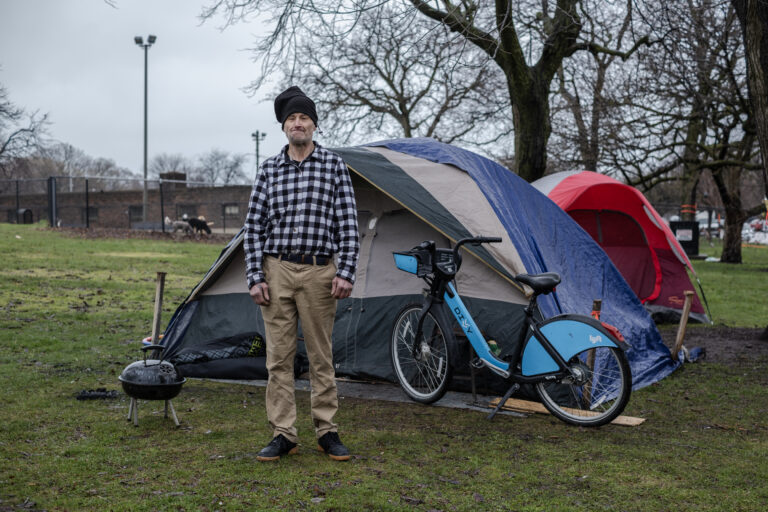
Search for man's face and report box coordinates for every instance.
[283,113,315,144]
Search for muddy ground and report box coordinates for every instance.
[658,325,768,365]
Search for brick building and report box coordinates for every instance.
[1,173,252,233]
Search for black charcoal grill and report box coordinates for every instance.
[119,345,186,426]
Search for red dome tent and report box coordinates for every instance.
[533,171,709,323]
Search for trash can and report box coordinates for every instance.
[670,221,699,256]
[17,208,33,224]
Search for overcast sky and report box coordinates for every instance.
[0,0,288,179]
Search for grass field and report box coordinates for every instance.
[1,224,766,511]
[690,238,768,327]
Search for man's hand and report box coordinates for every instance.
[331,276,353,299]
[249,282,270,306]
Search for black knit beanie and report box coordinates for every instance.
[274,86,318,127]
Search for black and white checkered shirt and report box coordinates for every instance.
[244,143,359,289]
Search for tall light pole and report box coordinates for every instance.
[135,34,157,223]
[251,131,266,179]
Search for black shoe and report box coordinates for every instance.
[317,431,350,461]
[257,434,298,461]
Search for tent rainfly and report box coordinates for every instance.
[159,139,680,394]
[532,171,710,324]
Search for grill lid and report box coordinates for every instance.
[119,344,185,387]
[119,358,184,386]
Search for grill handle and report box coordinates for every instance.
[141,344,165,362]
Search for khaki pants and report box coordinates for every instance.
[260,256,339,443]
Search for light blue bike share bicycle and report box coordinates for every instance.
[391,236,632,427]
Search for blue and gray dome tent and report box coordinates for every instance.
[160,138,679,392]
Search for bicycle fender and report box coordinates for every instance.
[521,315,624,376]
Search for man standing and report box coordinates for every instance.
[244,86,360,462]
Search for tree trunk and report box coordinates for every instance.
[720,204,747,263]
[732,0,768,198]
[712,167,746,263]
[511,84,551,183]
[732,0,768,332]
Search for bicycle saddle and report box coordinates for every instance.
[515,272,561,295]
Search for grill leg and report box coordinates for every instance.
[166,400,180,427]
[131,398,139,427]
[127,398,133,421]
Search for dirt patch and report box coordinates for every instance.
[658,325,768,365]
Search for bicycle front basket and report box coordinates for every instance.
[393,249,432,277]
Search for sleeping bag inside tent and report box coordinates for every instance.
[532,171,709,324]
[158,138,679,394]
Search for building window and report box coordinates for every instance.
[224,204,239,216]
[129,205,143,223]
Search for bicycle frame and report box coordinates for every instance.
[426,281,628,384]
[442,282,510,378]
[401,236,628,382]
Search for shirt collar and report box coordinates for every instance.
[277,141,324,166]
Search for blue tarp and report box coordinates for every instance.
[367,138,679,390]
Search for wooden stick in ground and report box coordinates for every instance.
[583,299,601,405]
[150,271,167,358]
[672,290,695,361]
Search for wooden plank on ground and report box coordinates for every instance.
[488,397,645,427]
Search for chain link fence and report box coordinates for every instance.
[0,176,252,235]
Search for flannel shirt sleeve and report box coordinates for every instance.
[334,158,360,283]
[244,169,269,289]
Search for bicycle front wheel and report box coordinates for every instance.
[390,303,453,404]
[536,346,631,427]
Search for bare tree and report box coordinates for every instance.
[549,0,643,173]
[2,142,136,193]
[0,82,47,179]
[193,149,248,185]
[202,0,649,182]
[267,6,512,150]
[39,143,91,179]
[149,153,194,179]
[612,0,762,263]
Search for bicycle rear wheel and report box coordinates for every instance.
[536,346,631,427]
[390,303,453,404]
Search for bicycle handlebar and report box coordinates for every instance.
[470,236,503,245]
[454,236,501,251]
[452,236,502,267]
